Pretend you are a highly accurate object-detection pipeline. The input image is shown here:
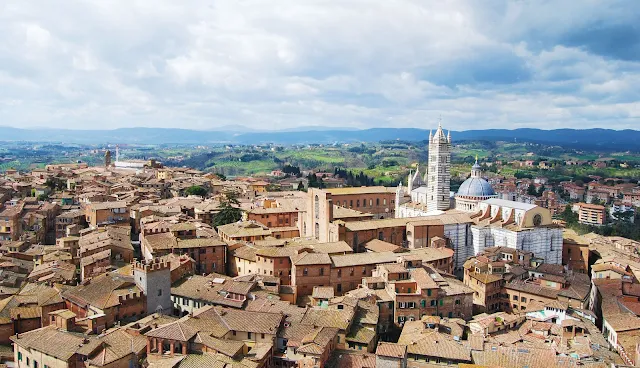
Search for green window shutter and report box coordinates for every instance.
[427,289,432,296]
[439,299,444,306]
[421,300,426,307]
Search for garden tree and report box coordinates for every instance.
[527,184,538,196]
[297,181,305,191]
[213,190,242,227]
[215,173,227,181]
[282,164,301,176]
[590,197,604,206]
[515,171,533,179]
[45,177,65,191]
[538,184,546,196]
[185,185,208,197]
[612,209,635,223]
[266,184,280,192]
[560,205,578,225]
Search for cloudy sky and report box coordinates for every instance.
[1,1,639,131]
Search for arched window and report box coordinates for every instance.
[314,195,319,219]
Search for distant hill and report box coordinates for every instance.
[1,126,639,150]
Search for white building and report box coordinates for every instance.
[396,122,452,217]
[609,202,635,223]
[455,158,498,213]
[469,199,562,265]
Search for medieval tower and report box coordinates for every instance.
[133,258,172,315]
[427,122,452,211]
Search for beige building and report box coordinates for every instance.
[573,202,606,225]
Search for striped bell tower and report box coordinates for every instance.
[427,121,452,211]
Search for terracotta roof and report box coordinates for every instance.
[331,251,398,268]
[326,351,376,368]
[400,329,471,361]
[365,239,401,253]
[293,252,331,265]
[504,281,559,299]
[468,271,503,284]
[311,241,353,254]
[87,328,147,366]
[345,325,376,344]
[10,325,102,361]
[471,345,578,368]
[62,272,141,309]
[300,308,354,330]
[376,342,406,358]
[312,286,335,299]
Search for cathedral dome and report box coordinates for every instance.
[457,177,495,197]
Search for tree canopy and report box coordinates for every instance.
[185,185,208,197]
[213,190,242,228]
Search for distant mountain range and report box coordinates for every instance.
[1,126,639,150]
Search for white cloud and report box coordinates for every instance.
[0,0,638,131]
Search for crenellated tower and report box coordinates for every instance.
[133,258,172,315]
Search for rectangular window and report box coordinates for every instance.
[521,297,527,303]
[430,300,436,306]
[421,300,426,307]
[18,352,22,361]
[362,267,366,275]
[303,268,308,276]
[248,332,252,339]
[513,295,518,301]
[319,268,324,276]
[427,289,432,296]
[439,299,444,306]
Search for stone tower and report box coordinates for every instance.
[133,258,172,315]
[104,150,112,168]
[427,122,452,211]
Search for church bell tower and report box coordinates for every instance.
[427,121,452,211]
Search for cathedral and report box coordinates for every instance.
[395,122,452,218]
[395,121,562,269]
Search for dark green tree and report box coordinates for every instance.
[560,205,578,225]
[527,184,538,196]
[185,185,208,197]
[297,181,305,191]
[213,190,242,227]
[537,184,546,196]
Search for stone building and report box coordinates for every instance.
[133,258,172,315]
[395,122,452,218]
